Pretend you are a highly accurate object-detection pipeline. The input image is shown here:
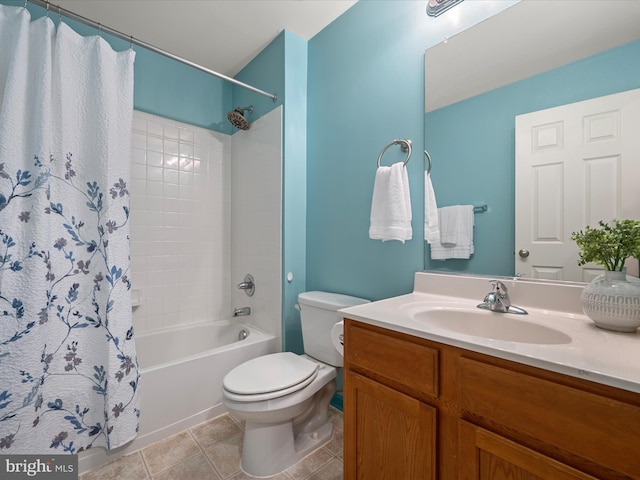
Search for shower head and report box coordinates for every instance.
[227,105,254,130]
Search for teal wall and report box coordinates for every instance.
[233,32,284,122]
[306,1,429,301]
[234,31,309,354]
[133,49,231,133]
[304,0,514,303]
[424,39,640,277]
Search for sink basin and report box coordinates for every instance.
[413,308,572,345]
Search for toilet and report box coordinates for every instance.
[221,291,369,477]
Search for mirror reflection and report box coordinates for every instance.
[423,0,640,282]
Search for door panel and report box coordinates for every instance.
[459,421,598,480]
[344,370,436,480]
[515,88,640,280]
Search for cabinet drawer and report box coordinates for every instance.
[458,357,640,479]
[345,320,439,398]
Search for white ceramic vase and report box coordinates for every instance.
[580,269,640,333]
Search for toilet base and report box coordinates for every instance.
[241,419,333,478]
[238,378,337,478]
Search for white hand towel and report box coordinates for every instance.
[424,171,440,244]
[430,205,475,260]
[369,162,412,243]
[438,205,462,245]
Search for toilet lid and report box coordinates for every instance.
[223,352,319,396]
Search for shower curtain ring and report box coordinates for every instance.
[130,35,134,50]
[23,0,27,9]
[45,1,49,17]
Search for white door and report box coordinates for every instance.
[515,89,640,282]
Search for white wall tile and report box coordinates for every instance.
[147,135,163,153]
[130,110,232,334]
[164,125,179,140]
[132,132,146,150]
[132,148,146,165]
[146,121,163,137]
[147,151,163,167]
[129,109,282,344]
[132,116,147,132]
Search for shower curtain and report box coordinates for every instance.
[0,5,139,453]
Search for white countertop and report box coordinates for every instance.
[339,272,640,394]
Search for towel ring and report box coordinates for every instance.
[377,139,412,167]
[424,150,432,174]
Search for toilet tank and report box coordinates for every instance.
[298,291,370,367]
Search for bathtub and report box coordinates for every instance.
[79,320,277,474]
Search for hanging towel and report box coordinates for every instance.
[430,205,475,260]
[424,171,440,244]
[369,162,412,243]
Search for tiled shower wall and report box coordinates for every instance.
[128,109,283,341]
[129,111,232,334]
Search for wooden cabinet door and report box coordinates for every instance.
[458,421,598,480]
[344,370,436,480]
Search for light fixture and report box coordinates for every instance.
[426,0,464,17]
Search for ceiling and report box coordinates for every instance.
[56,0,358,77]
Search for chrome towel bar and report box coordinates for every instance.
[424,149,433,174]
[377,139,412,167]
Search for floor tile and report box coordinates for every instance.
[191,414,243,451]
[150,453,221,480]
[205,433,243,479]
[323,417,343,457]
[80,451,149,480]
[285,447,333,480]
[307,459,344,480]
[141,431,201,476]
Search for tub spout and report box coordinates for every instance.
[233,307,251,317]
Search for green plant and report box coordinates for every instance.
[571,219,640,271]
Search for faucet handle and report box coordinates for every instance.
[490,280,508,294]
[237,274,255,297]
[480,280,527,315]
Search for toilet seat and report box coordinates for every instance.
[223,352,319,402]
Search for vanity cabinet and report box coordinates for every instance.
[344,320,438,480]
[343,319,640,480]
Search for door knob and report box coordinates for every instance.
[518,249,530,258]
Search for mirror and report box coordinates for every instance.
[423,0,640,282]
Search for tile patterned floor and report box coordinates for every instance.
[80,407,343,480]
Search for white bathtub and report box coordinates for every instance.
[79,320,277,474]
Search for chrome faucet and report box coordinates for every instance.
[233,307,251,317]
[477,280,528,315]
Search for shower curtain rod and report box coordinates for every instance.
[28,0,279,102]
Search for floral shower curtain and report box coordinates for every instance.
[0,5,139,453]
